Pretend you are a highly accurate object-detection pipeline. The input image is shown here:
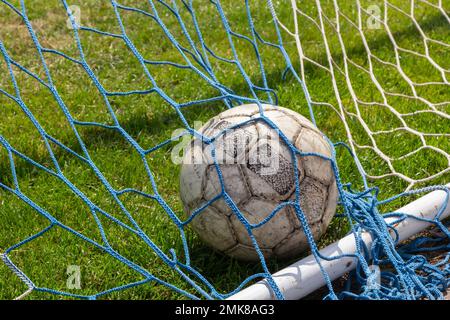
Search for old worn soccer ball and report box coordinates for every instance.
[179,104,338,261]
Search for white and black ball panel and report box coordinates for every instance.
[252,109,303,142]
[297,177,328,225]
[191,206,236,252]
[323,181,339,230]
[266,106,320,133]
[243,158,298,200]
[295,127,334,185]
[230,198,294,248]
[244,121,302,200]
[179,104,338,261]
[201,118,258,165]
[203,164,251,216]
[179,141,207,211]
[273,223,322,259]
[218,104,263,119]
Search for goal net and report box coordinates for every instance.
[0,0,448,300]
[277,0,449,191]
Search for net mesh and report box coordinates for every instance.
[277,0,450,191]
[0,0,449,300]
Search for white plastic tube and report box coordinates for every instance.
[229,185,450,300]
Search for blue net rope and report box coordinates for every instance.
[0,0,449,300]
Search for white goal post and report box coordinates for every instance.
[229,184,450,300]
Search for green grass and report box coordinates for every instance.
[0,0,449,300]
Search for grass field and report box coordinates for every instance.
[0,0,449,299]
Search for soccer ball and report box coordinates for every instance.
[179,104,338,261]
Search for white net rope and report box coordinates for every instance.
[275,0,450,191]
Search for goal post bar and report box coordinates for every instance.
[228,184,450,300]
